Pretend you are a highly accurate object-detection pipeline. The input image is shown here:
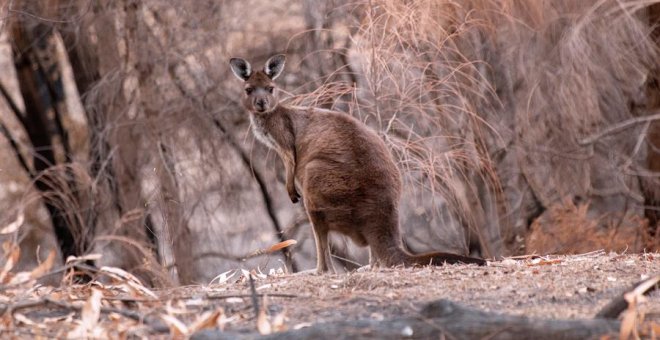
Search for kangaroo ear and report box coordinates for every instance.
[229,58,252,81]
[264,54,286,80]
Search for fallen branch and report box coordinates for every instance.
[0,298,51,315]
[0,260,99,291]
[595,274,660,319]
[0,297,169,333]
[191,299,620,340]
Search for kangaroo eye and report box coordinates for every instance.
[266,86,274,93]
[245,87,254,94]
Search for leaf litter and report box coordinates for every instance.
[0,246,658,338]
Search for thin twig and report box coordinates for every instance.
[248,274,259,319]
[205,293,302,300]
[579,112,660,145]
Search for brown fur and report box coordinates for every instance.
[230,55,486,273]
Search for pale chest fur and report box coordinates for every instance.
[250,114,277,149]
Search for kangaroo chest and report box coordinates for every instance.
[250,114,277,149]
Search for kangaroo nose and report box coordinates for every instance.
[255,98,267,110]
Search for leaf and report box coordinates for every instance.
[272,309,287,332]
[0,212,24,234]
[30,250,57,279]
[246,239,298,259]
[189,309,224,333]
[99,266,142,284]
[257,308,271,335]
[619,308,636,340]
[266,240,297,253]
[217,312,236,331]
[68,288,103,338]
[618,276,659,340]
[65,253,102,264]
[0,244,20,283]
[100,266,158,299]
[81,288,103,330]
[7,272,30,285]
[161,314,189,338]
[14,313,48,330]
[209,270,236,285]
[257,295,271,335]
[629,275,660,297]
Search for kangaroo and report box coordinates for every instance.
[229,54,486,273]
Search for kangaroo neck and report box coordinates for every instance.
[248,104,285,149]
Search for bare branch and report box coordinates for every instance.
[579,112,660,146]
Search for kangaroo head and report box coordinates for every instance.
[229,54,286,113]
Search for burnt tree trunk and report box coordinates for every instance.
[10,20,87,262]
[18,0,167,285]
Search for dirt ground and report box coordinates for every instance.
[1,251,658,338]
[192,252,660,331]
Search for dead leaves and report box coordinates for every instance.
[30,250,57,279]
[99,266,158,299]
[161,308,227,338]
[68,288,103,338]
[0,242,20,283]
[256,295,287,335]
[619,275,660,340]
[0,245,58,286]
[1,244,656,339]
[0,241,295,339]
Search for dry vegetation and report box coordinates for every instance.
[0,0,660,338]
[0,253,658,338]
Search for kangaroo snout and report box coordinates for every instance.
[255,98,268,112]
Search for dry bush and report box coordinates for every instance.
[366,1,658,249]
[480,0,660,253]
[288,0,506,258]
[300,0,660,257]
[526,197,649,255]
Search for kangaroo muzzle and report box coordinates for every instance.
[255,98,268,112]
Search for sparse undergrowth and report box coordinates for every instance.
[0,252,658,338]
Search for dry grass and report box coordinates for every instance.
[526,197,654,254]
[304,0,660,257]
